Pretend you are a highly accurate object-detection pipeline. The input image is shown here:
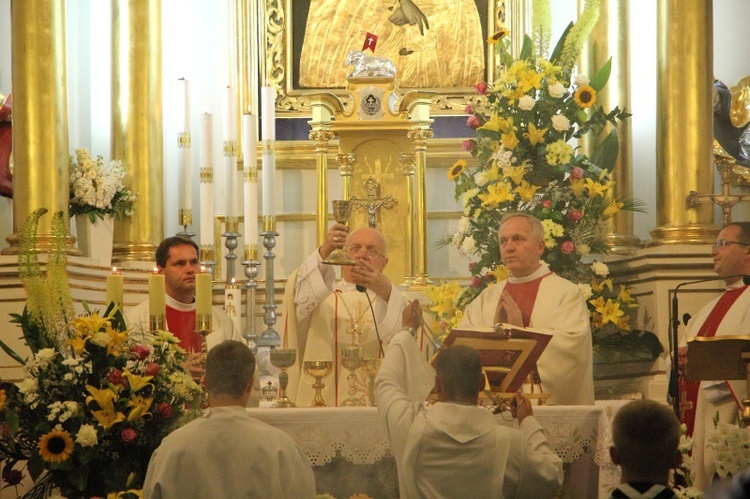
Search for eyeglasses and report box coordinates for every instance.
[345,244,386,259]
[712,239,750,250]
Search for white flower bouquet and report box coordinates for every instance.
[69,148,136,222]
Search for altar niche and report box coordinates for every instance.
[308,76,435,288]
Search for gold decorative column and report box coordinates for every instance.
[408,128,433,287]
[111,0,163,262]
[579,0,640,253]
[650,0,716,245]
[399,153,416,285]
[4,0,74,254]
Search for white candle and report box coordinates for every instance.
[179,78,192,212]
[199,112,215,247]
[242,114,259,246]
[224,87,237,218]
[261,85,276,217]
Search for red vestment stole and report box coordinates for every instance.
[165,306,203,353]
[681,286,747,436]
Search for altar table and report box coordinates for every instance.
[248,401,625,499]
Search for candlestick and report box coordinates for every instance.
[242,113,259,253]
[261,85,276,219]
[258,229,280,348]
[148,269,166,331]
[242,257,261,354]
[106,267,124,309]
[224,86,238,219]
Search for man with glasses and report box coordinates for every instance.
[282,223,406,406]
[678,222,750,490]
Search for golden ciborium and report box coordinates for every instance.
[322,200,356,266]
[304,360,333,407]
[341,346,364,406]
[270,348,297,408]
[361,357,382,406]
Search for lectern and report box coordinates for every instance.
[686,334,750,423]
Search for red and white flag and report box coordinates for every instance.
[362,33,378,52]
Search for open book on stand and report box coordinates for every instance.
[442,325,552,395]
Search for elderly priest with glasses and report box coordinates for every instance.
[281,223,406,407]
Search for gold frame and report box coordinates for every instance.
[262,0,506,117]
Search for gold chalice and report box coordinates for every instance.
[304,360,333,407]
[361,357,382,406]
[341,346,364,406]
[270,348,297,408]
[322,200,356,266]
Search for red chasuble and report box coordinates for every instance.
[681,286,747,436]
[165,306,203,353]
[501,273,550,327]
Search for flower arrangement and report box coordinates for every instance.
[429,2,661,360]
[706,419,750,479]
[69,148,136,223]
[0,209,201,498]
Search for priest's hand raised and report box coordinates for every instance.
[349,258,392,302]
[319,223,349,260]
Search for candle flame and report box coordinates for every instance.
[201,266,206,273]
[112,267,117,274]
[153,267,159,274]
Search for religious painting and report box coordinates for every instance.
[263,0,504,116]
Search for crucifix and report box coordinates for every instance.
[686,142,750,226]
[350,177,398,228]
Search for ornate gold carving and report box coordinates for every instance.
[309,130,335,151]
[336,153,356,177]
[399,153,416,175]
[178,209,193,226]
[200,167,214,183]
[244,168,257,182]
[178,132,191,148]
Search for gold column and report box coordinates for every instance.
[309,130,334,246]
[408,128,433,287]
[650,0,716,245]
[111,0,163,262]
[400,153,416,286]
[579,0,640,253]
[4,0,75,254]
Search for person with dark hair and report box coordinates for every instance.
[143,341,316,498]
[678,221,750,490]
[609,399,681,498]
[125,237,246,383]
[457,212,595,405]
[374,300,563,498]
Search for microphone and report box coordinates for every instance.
[668,273,750,416]
[356,285,384,357]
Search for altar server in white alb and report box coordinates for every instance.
[143,340,316,499]
[282,224,406,407]
[375,301,563,498]
[458,213,595,405]
[678,221,750,491]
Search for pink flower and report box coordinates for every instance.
[108,369,125,386]
[461,140,474,152]
[466,115,481,129]
[470,275,482,288]
[570,166,585,180]
[468,262,477,272]
[130,345,150,360]
[475,81,487,95]
[542,200,552,209]
[561,241,575,254]
[484,272,497,284]
[464,104,475,115]
[145,362,161,377]
[156,402,173,419]
[121,428,137,443]
[569,210,583,221]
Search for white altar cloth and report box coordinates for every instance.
[248,401,626,498]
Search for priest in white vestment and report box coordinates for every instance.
[678,222,750,490]
[375,302,563,498]
[458,213,595,405]
[143,341,316,498]
[282,224,406,407]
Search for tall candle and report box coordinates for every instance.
[224,86,237,218]
[106,267,124,308]
[195,267,213,317]
[178,78,192,213]
[242,114,259,246]
[199,112,215,247]
[148,269,166,319]
[261,85,276,217]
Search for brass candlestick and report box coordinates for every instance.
[149,314,166,332]
[322,200,356,266]
[270,348,297,408]
[341,346,364,407]
[196,313,212,405]
[304,360,333,407]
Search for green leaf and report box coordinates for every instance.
[589,130,620,171]
[549,22,574,63]
[589,58,612,92]
[0,339,25,365]
[519,35,533,61]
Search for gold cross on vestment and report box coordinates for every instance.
[350,177,398,228]
[679,389,694,421]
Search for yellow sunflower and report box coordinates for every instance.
[447,160,467,180]
[574,85,597,108]
[38,428,74,463]
[487,27,509,45]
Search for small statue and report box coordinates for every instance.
[345,50,397,79]
[714,78,750,166]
